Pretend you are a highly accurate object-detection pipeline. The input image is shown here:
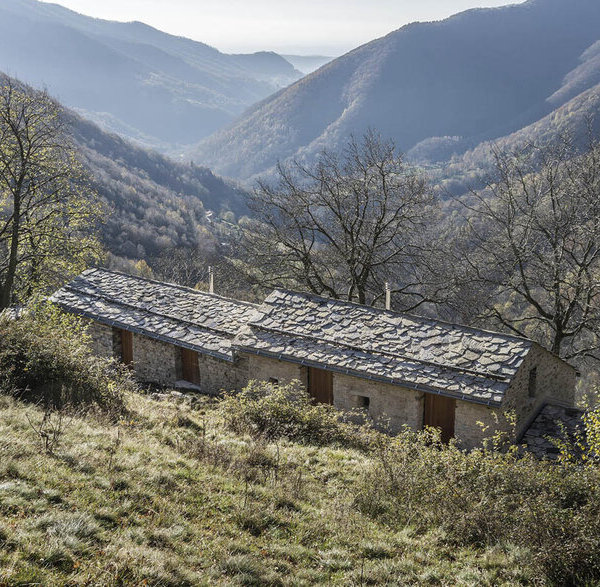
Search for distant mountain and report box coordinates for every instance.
[282,55,334,74]
[431,82,600,197]
[194,0,600,181]
[0,0,302,153]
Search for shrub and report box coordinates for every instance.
[353,427,600,585]
[219,380,374,450]
[0,302,131,416]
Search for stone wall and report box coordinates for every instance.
[244,354,308,387]
[195,352,248,395]
[454,401,506,449]
[332,373,424,433]
[132,334,179,386]
[87,321,113,358]
[86,320,247,395]
[239,355,510,447]
[504,344,577,438]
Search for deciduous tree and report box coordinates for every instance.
[244,131,438,308]
[452,136,600,360]
[0,78,102,309]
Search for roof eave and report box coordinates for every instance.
[57,303,236,364]
[234,344,504,407]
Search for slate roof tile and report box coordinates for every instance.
[233,289,534,406]
[50,268,258,362]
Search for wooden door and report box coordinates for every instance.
[120,330,134,366]
[308,367,333,405]
[423,393,456,443]
[181,348,200,385]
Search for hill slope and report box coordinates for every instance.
[0,0,302,152]
[0,388,596,585]
[193,0,600,181]
[67,111,248,262]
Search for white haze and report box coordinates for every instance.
[39,0,527,55]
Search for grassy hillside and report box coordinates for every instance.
[193,0,600,181]
[0,393,564,586]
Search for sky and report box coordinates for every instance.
[40,0,527,55]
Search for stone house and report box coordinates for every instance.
[51,268,577,448]
[50,268,257,395]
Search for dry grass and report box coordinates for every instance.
[0,392,537,586]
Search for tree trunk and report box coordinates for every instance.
[0,194,21,310]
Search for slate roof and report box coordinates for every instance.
[50,268,258,362]
[233,289,535,406]
[521,403,585,460]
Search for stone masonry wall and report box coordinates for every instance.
[195,353,248,395]
[454,402,506,449]
[87,321,113,359]
[332,373,424,433]
[504,344,577,438]
[86,320,247,394]
[241,355,509,447]
[244,354,308,387]
[132,334,179,386]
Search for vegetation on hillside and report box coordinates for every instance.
[0,78,103,309]
[69,111,249,264]
[0,303,130,416]
[1,311,600,584]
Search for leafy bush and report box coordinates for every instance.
[0,302,131,416]
[354,427,600,585]
[219,380,374,450]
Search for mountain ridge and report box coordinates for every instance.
[192,0,600,181]
[0,0,303,153]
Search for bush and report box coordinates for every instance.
[353,427,600,585]
[219,380,374,450]
[0,302,131,416]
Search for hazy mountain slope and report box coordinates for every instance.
[65,111,248,261]
[432,82,600,197]
[0,0,302,152]
[194,0,600,181]
[282,55,334,74]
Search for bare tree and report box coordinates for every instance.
[0,78,102,309]
[451,136,600,360]
[244,131,438,308]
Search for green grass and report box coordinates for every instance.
[0,392,539,586]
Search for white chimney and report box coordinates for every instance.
[385,282,391,311]
[208,266,214,294]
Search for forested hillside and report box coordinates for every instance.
[67,111,248,263]
[0,0,302,152]
[193,0,600,181]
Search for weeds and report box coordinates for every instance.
[0,301,131,417]
[220,380,376,450]
[25,407,74,455]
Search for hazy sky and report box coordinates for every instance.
[40,0,527,55]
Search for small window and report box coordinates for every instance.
[528,367,537,398]
[355,395,370,409]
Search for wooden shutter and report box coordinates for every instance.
[181,348,200,385]
[308,367,333,405]
[120,330,134,366]
[423,393,456,443]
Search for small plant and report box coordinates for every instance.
[0,301,132,417]
[25,407,73,455]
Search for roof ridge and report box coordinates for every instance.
[85,267,259,308]
[269,287,533,346]
[245,321,513,383]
